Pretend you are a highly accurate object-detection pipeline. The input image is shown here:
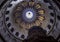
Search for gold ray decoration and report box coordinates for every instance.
[38,10,45,14]
[16,7,22,11]
[21,1,28,7]
[39,16,44,21]
[35,4,41,9]
[15,13,19,18]
[35,20,40,26]
[29,1,34,6]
